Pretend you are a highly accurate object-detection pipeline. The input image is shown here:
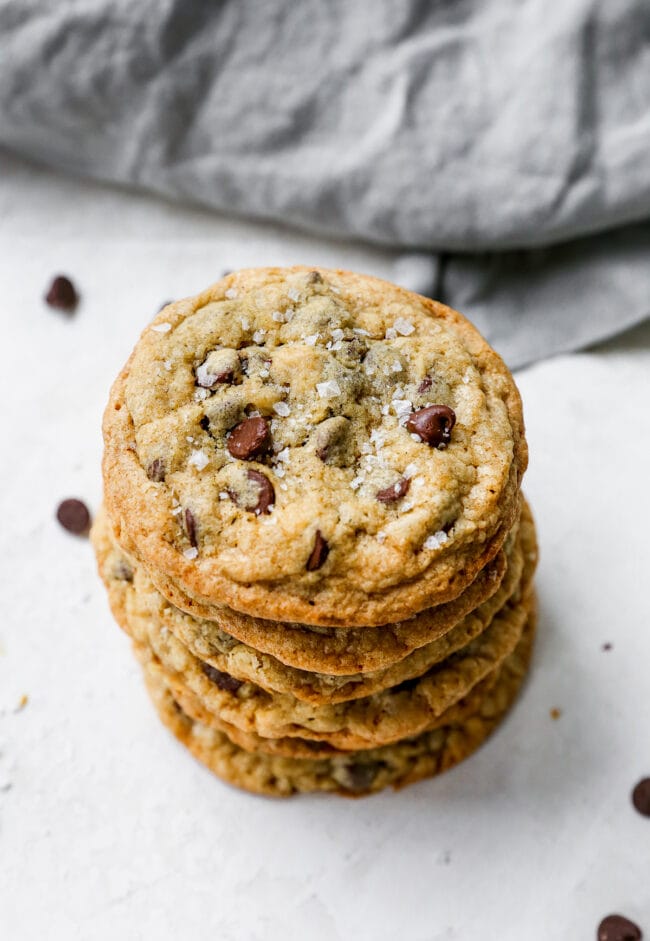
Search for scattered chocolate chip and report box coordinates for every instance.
[45,275,79,312]
[146,458,165,482]
[307,530,329,571]
[246,469,275,514]
[200,416,211,431]
[406,405,456,449]
[632,778,650,817]
[307,270,323,284]
[184,508,198,548]
[201,662,243,693]
[417,377,433,393]
[344,761,384,791]
[227,416,270,460]
[602,642,613,651]
[376,477,410,504]
[56,498,90,535]
[597,914,642,941]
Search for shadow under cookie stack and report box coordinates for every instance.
[92,266,536,797]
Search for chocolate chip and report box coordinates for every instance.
[45,275,79,312]
[376,477,410,504]
[56,498,90,535]
[196,349,241,388]
[113,559,133,582]
[417,377,433,393]
[201,662,243,693]
[199,369,232,387]
[344,761,384,792]
[146,458,165,482]
[632,778,650,817]
[246,469,275,514]
[406,405,456,449]
[307,530,329,571]
[184,508,198,548]
[227,417,270,460]
[602,642,613,651]
[311,416,351,466]
[597,915,642,941]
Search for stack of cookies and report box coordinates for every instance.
[92,266,536,797]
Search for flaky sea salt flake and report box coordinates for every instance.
[225,288,238,299]
[423,531,449,551]
[316,379,341,398]
[188,449,209,471]
[394,317,415,336]
[151,322,171,333]
[273,401,291,417]
[392,399,412,423]
[183,547,198,560]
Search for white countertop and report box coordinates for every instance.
[1,150,649,941]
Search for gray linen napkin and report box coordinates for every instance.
[1,0,648,366]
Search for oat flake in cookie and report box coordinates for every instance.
[102,267,527,626]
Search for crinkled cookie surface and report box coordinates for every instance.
[103,267,526,625]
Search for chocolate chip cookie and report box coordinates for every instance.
[140,607,536,796]
[103,267,527,627]
[93,501,535,704]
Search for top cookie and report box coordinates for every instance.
[103,267,526,626]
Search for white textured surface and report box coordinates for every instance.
[1,151,649,940]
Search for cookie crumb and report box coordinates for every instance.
[550,707,562,720]
[16,694,28,712]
